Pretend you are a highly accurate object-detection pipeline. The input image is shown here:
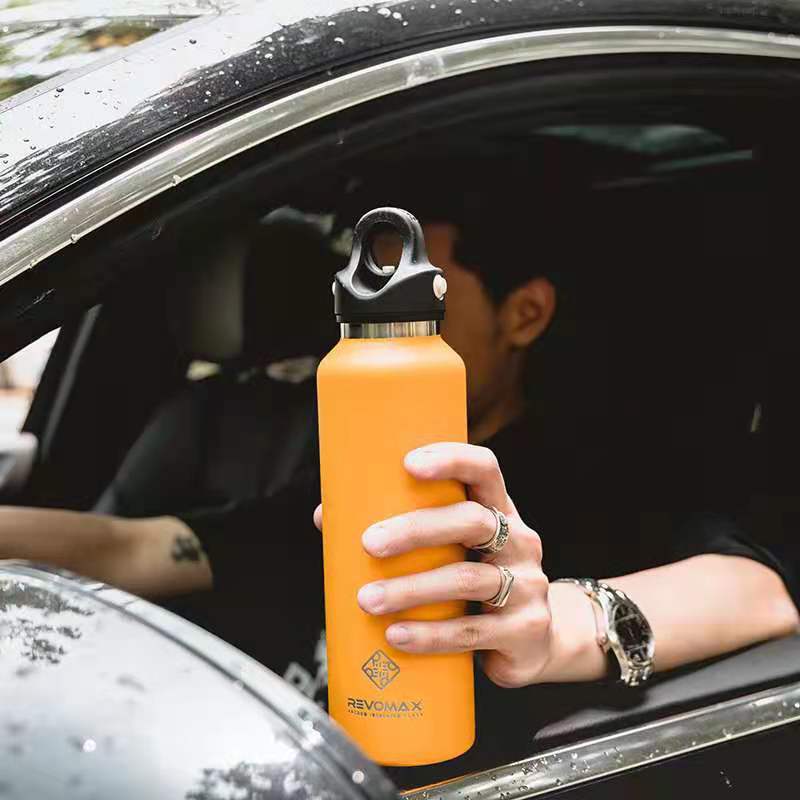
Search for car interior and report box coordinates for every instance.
[2,53,800,785]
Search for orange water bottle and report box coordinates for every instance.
[317,208,475,766]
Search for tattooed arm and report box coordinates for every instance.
[0,507,213,598]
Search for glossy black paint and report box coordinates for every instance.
[0,562,395,800]
[4,0,800,231]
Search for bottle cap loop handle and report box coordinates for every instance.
[334,207,445,324]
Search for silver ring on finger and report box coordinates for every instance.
[485,565,514,608]
[472,506,509,555]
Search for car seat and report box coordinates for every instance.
[93,208,342,518]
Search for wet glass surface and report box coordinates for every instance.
[0,1,214,103]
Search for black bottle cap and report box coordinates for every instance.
[334,207,445,323]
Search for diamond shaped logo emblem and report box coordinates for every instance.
[361,649,400,690]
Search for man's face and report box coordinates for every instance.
[372,223,515,427]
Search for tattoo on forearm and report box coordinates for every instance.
[171,533,207,564]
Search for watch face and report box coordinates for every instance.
[612,600,654,664]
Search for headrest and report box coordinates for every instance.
[169,233,248,362]
[168,209,343,365]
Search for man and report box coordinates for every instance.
[0,163,798,783]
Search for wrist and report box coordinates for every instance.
[540,581,608,683]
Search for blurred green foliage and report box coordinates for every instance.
[0,4,183,102]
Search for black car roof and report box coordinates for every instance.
[3,0,800,233]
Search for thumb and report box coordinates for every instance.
[313,503,323,532]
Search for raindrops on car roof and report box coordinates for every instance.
[377,7,391,16]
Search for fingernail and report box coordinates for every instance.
[387,625,411,645]
[362,525,390,556]
[357,583,386,613]
[405,449,431,472]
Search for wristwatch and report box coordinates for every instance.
[555,578,655,687]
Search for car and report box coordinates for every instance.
[1,1,800,797]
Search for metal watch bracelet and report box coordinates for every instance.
[554,578,655,687]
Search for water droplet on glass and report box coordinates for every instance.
[205,90,212,96]
[70,233,79,243]
[794,702,799,709]
[378,7,391,16]
[56,87,64,93]
[334,36,345,44]
[22,138,29,142]
[454,7,463,12]
[691,739,698,746]
[352,770,365,785]
[392,10,403,18]
[723,728,732,738]
[82,739,97,753]
[278,35,285,41]
[84,90,90,95]
[189,38,197,44]
[171,174,182,186]
[357,5,370,10]
[328,20,336,25]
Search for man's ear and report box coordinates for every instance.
[497,276,557,348]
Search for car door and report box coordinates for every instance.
[2,1,800,797]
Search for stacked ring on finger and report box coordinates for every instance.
[472,506,509,555]
[485,565,514,608]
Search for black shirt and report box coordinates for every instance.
[177,413,800,788]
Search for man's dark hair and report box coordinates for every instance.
[334,157,574,304]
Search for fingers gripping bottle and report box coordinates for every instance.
[317,208,475,766]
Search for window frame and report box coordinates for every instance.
[3,24,800,290]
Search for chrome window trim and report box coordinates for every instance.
[403,679,800,800]
[3,23,800,288]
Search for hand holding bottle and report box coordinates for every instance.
[315,441,608,688]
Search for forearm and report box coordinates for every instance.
[543,555,800,682]
[0,507,212,598]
